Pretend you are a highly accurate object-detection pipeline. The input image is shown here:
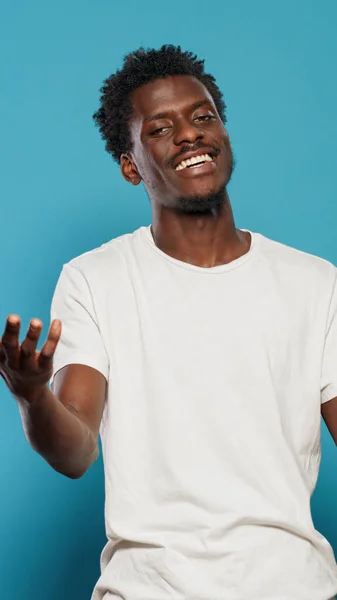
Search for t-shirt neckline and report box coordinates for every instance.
[140,225,259,274]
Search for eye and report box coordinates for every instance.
[149,126,170,136]
[194,114,216,122]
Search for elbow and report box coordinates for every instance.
[50,446,99,480]
[64,469,88,480]
[51,462,89,479]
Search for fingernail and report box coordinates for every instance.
[8,315,19,325]
[31,319,41,328]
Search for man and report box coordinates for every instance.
[1,44,337,600]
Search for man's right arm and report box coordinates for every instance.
[0,315,107,479]
[20,364,107,479]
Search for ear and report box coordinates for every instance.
[120,153,142,186]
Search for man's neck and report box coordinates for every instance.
[151,195,251,268]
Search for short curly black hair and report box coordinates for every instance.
[93,44,227,163]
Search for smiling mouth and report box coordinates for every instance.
[175,153,215,171]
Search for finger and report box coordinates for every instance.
[1,315,21,366]
[20,319,43,367]
[38,319,62,369]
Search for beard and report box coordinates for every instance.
[175,152,236,214]
[175,184,226,214]
[175,184,226,213]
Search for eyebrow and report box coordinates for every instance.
[143,99,212,123]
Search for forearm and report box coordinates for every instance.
[16,385,98,478]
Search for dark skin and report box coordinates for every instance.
[0,75,335,481]
[121,75,250,268]
[0,317,106,478]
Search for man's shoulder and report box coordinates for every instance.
[259,232,336,272]
[257,231,337,286]
[64,226,147,276]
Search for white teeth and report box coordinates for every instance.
[175,153,213,171]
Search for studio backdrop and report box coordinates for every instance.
[1,1,337,598]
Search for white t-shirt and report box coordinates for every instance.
[50,226,337,600]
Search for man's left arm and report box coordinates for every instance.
[320,270,337,444]
[321,398,337,445]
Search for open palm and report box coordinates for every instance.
[0,315,62,400]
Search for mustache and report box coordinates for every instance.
[168,143,221,169]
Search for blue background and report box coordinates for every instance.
[1,1,337,598]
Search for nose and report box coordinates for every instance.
[173,117,204,146]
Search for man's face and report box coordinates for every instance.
[121,75,234,212]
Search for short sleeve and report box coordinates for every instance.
[321,273,337,404]
[49,263,109,385]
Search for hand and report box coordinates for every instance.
[0,315,62,402]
